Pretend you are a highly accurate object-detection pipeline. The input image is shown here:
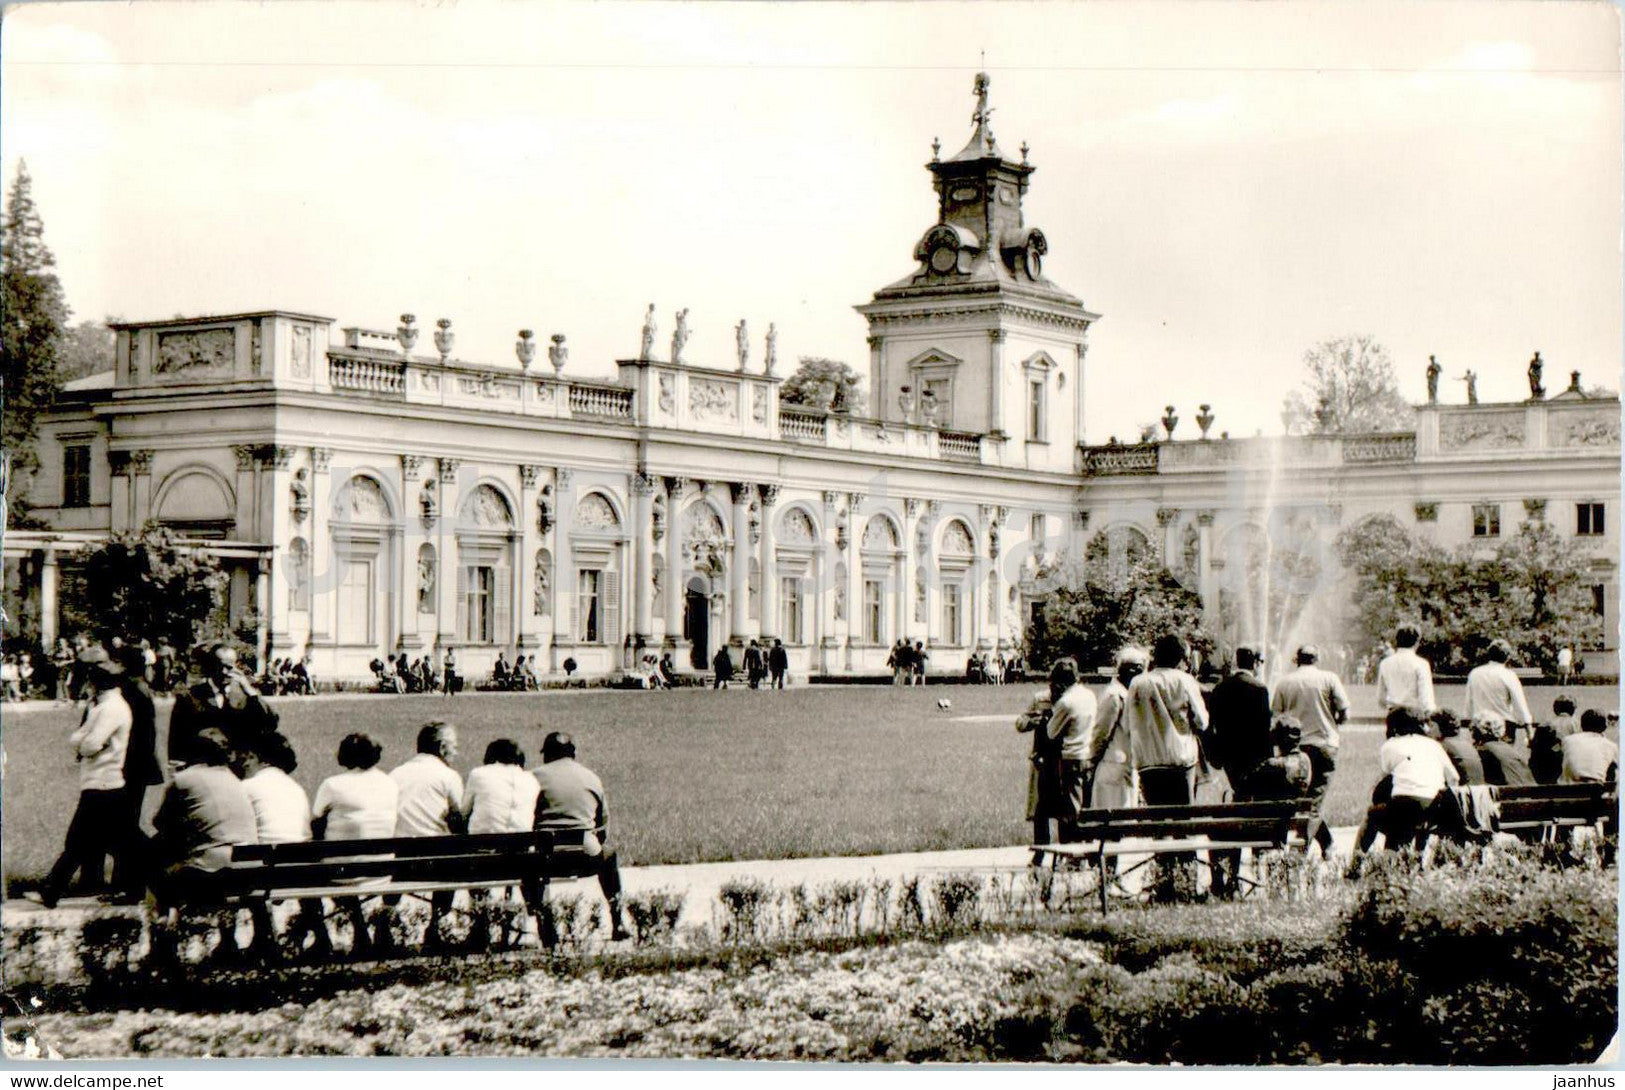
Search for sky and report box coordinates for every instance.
[4,0,1620,441]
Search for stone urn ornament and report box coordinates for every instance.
[434,318,455,362]
[1161,405,1179,439]
[396,314,419,356]
[515,329,537,372]
[1196,404,1215,439]
[549,334,568,375]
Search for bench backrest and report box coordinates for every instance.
[1488,783,1615,826]
[1071,800,1312,843]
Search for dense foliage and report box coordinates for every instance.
[1337,514,1601,671]
[1280,335,1415,436]
[2,161,71,525]
[778,356,866,414]
[76,525,230,653]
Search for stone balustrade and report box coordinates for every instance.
[939,431,983,461]
[780,408,828,442]
[1341,432,1417,463]
[1081,444,1159,476]
[329,356,406,397]
[568,382,634,419]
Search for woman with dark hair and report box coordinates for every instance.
[464,738,540,835]
[1376,707,1474,850]
[311,732,397,955]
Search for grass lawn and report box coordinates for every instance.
[3,682,1615,890]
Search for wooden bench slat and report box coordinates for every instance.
[1071,819,1294,841]
[231,829,590,864]
[1039,839,1285,858]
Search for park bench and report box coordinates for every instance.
[1365,782,1617,842]
[1031,799,1315,914]
[201,828,602,950]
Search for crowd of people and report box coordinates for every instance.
[1019,624,1619,897]
[31,641,631,958]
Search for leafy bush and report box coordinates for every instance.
[623,889,684,947]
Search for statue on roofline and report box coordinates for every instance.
[1426,355,1441,404]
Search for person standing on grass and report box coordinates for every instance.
[1463,640,1533,746]
[887,640,907,686]
[1561,710,1618,785]
[712,644,735,689]
[1557,645,1574,684]
[390,722,465,949]
[312,732,398,957]
[1016,660,1077,863]
[1270,645,1349,854]
[1124,635,1207,900]
[1470,718,1534,787]
[111,645,164,900]
[1376,707,1474,851]
[528,732,632,944]
[34,660,135,908]
[912,641,929,685]
[1084,647,1147,811]
[769,639,789,689]
[1205,645,1273,795]
[1376,624,1435,714]
[1045,659,1098,846]
[168,644,278,768]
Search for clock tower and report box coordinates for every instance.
[856,73,1097,473]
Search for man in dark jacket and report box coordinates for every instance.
[768,639,789,689]
[112,645,164,900]
[167,644,278,767]
[1205,646,1272,793]
[743,640,765,689]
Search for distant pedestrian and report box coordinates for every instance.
[1557,645,1575,684]
[912,641,928,686]
[769,639,789,689]
[1270,645,1349,854]
[1375,624,1435,714]
[1463,640,1532,745]
[744,640,765,689]
[712,645,735,689]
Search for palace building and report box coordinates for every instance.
[6,76,1619,680]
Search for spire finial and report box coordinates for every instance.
[931,136,940,161]
[971,71,996,153]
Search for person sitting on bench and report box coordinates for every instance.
[1561,710,1619,785]
[1472,717,1534,787]
[311,732,398,956]
[239,733,329,959]
[527,732,631,944]
[1374,706,1476,851]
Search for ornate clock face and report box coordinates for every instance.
[1025,244,1042,278]
[951,186,978,202]
[930,246,958,273]
[997,188,1014,206]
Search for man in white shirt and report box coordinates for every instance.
[239,733,327,958]
[1375,624,1435,714]
[1376,707,1475,850]
[1561,710,1618,784]
[37,662,135,907]
[1046,662,1099,844]
[1270,645,1350,853]
[1463,640,1533,745]
[390,721,465,946]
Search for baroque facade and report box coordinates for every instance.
[6,76,1619,679]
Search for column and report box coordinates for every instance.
[987,330,1007,437]
[108,453,131,530]
[549,468,575,670]
[259,445,296,654]
[899,499,918,642]
[758,484,779,642]
[1157,507,1180,566]
[662,477,687,659]
[986,506,1006,650]
[1074,340,1088,446]
[399,455,428,651]
[728,482,753,647]
[844,492,863,671]
[631,470,655,645]
[309,448,334,648]
[1196,510,1218,635]
[255,556,272,670]
[130,450,155,526]
[818,491,841,672]
[232,445,257,539]
[436,458,462,648]
[517,464,543,650]
[39,548,58,647]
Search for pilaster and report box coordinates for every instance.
[728,481,754,647]
[631,470,656,645]
[549,468,575,670]
[435,458,462,648]
[517,464,543,650]
[662,477,688,661]
[758,484,780,642]
[308,447,334,646]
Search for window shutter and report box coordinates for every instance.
[603,571,621,646]
[455,564,469,642]
[493,566,513,646]
[570,569,580,640]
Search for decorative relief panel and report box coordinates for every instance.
[576,492,622,531]
[779,508,818,546]
[533,380,555,408]
[752,386,769,425]
[1549,409,1621,449]
[334,476,390,522]
[862,515,899,552]
[1439,411,1526,451]
[658,374,675,415]
[690,378,739,422]
[156,328,235,378]
[941,520,975,556]
[464,485,515,529]
[456,375,521,401]
[290,325,312,379]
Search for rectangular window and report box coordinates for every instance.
[1578,502,1605,536]
[943,582,962,646]
[461,565,494,643]
[578,569,602,643]
[62,445,91,508]
[863,579,884,645]
[1593,584,1607,617]
[1028,380,1046,441]
[1472,503,1501,538]
[780,576,804,644]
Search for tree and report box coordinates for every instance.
[1281,335,1414,436]
[1,161,70,524]
[79,525,230,654]
[58,319,115,382]
[779,357,866,414]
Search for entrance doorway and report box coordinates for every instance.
[685,577,710,669]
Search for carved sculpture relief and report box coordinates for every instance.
[291,325,312,379]
[1440,412,1526,451]
[834,561,847,621]
[987,571,998,622]
[941,520,975,556]
[537,485,554,535]
[419,479,439,522]
[335,476,390,522]
[465,484,514,529]
[1182,523,1201,576]
[684,502,729,574]
[156,328,235,377]
[251,324,263,375]
[862,515,899,552]
[1549,409,1621,448]
[533,380,555,408]
[779,508,818,546]
[289,468,311,524]
[287,538,311,611]
[535,549,552,616]
[752,385,768,425]
[690,378,739,422]
[658,374,675,415]
[652,555,664,616]
[417,544,437,613]
[457,374,520,401]
[575,492,621,531]
[913,568,927,623]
